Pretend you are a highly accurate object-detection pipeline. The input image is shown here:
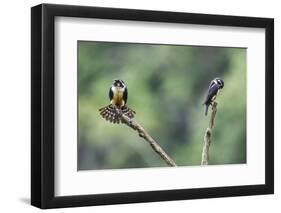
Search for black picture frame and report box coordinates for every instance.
[31,3,274,209]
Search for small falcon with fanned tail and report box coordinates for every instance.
[99,79,136,123]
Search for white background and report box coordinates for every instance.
[0,0,279,212]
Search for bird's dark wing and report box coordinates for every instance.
[109,87,113,101]
[208,80,216,90]
[123,87,128,104]
[204,84,219,105]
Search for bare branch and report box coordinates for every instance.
[201,102,217,165]
[209,102,217,129]
[114,107,177,167]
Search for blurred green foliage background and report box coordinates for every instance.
[78,41,246,170]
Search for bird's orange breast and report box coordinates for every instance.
[112,89,124,106]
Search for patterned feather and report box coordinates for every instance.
[99,104,136,124]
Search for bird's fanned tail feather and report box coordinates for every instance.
[99,104,120,123]
[121,105,136,119]
[99,104,136,124]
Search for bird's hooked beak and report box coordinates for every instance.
[113,79,124,88]
[113,80,119,87]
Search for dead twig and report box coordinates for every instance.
[201,102,217,165]
[114,107,177,167]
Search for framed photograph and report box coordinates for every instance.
[31,4,274,209]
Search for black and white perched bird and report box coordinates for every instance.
[99,79,136,123]
[203,78,224,116]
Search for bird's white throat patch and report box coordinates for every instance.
[112,86,125,93]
